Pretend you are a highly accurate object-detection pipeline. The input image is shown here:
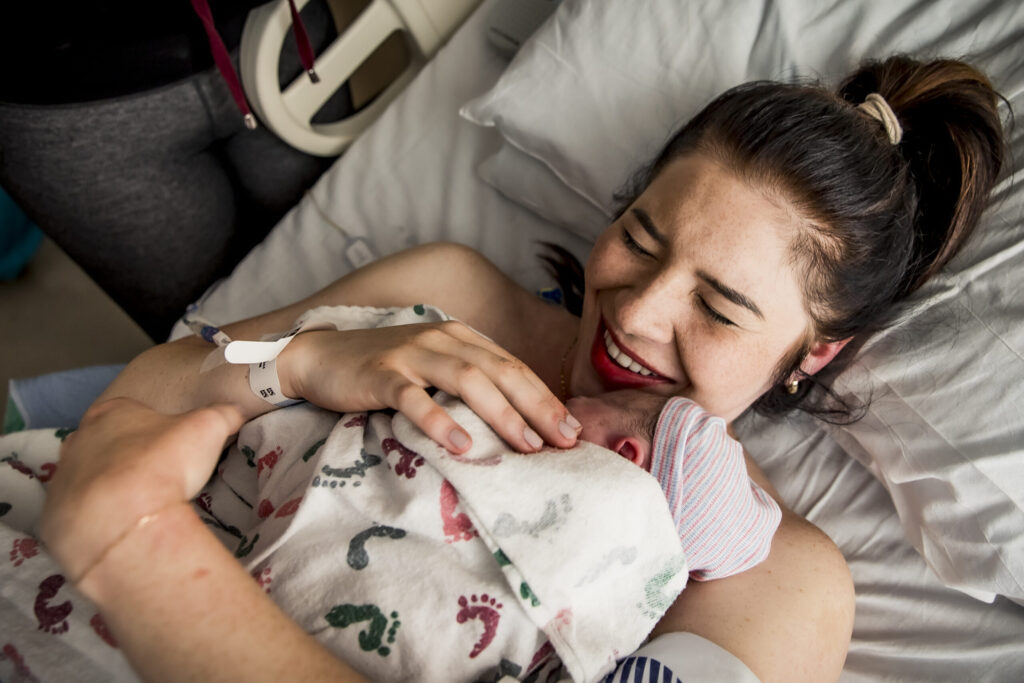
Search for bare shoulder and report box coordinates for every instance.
[230,242,534,339]
[322,243,528,321]
[651,509,855,682]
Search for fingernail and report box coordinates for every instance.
[523,427,543,450]
[558,419,577,440]
[449,429,470,451]
[565,413,582,431]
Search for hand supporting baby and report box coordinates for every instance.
[40,398,244,586]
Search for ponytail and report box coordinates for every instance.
[839,56,1007,297]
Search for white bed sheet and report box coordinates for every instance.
[180,2,1024,679]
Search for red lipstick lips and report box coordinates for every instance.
[590,321,668,391]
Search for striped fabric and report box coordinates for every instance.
[651,397,782,580]
[601,655,682,683]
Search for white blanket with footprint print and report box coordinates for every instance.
[0,305,687,682]
[202,392,688,682]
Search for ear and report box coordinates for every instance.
[798,338,852,377]
[612,436,649,470]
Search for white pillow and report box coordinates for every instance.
[462,0,1024,215]
[462,0,1024,603]
[477,142,609,240]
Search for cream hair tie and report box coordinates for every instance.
[858,93,903,145]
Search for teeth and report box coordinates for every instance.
[603,331,654,376]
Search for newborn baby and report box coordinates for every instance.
[189,385,777,683]
[565,389,663,470]
[197,393,689,683]
[568,389,781,582]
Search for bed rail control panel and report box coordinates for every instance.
[487,0,563,58]
[241,0,482,156]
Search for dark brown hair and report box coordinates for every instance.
[543,55,1008,422]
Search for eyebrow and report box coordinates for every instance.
[631,207,765,320]
[631,208,669,247]
[697,270,764,320]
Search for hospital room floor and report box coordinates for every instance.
[0,238,151,404]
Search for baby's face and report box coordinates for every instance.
[565,389,666,471]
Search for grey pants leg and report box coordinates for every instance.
[0,1,344,339]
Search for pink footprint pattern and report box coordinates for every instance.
[90,613,118,648]
[545,608,573,638]
[34,574,72,635]
[274,496,303,517]
[4,457,34,479]
[440,480,477,543]
[256,446,282,477]
[38,462,57,483]
[0,643,35,681]
[252,566,273,594]
[10,538,39,567]
[195,492,213,514]
[381,438,424,478]
[527,640,556,675]
[456,594,502,658]
[257,499,275,518]
[344,414,368,428]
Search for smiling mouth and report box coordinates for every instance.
[590,322,668,389]
[603,330,655,376]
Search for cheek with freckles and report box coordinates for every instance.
[677,340,783,422]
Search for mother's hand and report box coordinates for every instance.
[40,398,244,584]
[280,321,581,454]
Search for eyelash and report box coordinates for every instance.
[697,295,736,327]
[620,226,652,257]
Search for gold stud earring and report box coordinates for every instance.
[786,380,800,395]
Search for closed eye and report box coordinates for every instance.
[697,295,736,326]
[620,226,653,258]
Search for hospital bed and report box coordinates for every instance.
[4,0,1024,680]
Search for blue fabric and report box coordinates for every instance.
[6,364,125,430]
[602,657,680,683]
[0,185,42,281]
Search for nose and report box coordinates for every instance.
[614,273,680,345]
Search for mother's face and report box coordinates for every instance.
[570,153,812,422]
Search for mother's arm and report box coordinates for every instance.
[650,453,855,682]
[99,243,578,453]
[41,399,369,683]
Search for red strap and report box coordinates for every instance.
[287,0,320,83]
[190,0,257,129]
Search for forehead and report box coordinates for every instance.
[638,154,809,324]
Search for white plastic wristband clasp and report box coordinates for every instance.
[224,320,335,408]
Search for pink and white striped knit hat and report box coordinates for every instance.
[650,397,782,581]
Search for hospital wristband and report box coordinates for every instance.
[249,358,304,407]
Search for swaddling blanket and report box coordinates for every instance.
[0,304,686,682]
[0,403,685,683]
[202,392,688,683]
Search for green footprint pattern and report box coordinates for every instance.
[235,533,259,559]
[325,604,401,656]
[494,549,539,607]
[519,582,540,607]
[313,449,382,489]
[638,554,687,618]
[302,438,327,463]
